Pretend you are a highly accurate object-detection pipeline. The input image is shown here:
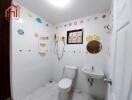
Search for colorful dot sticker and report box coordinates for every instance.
[17,29,24,35]
[69,23,72,26]
[35,33,39,38]
[46,24,49,27]
[74,21,77,25]
[36,17,43,23]
[102,14,106,19]
[94,17,98,20]
[80,20,84,23]
[64,24,67,27]
[28,13,33,18]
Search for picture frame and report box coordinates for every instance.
[67,29,83,44]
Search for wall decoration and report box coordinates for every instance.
[19,49,22,52]
[17,29,24,35]
[36,17,43,23]
[56,26,58,29]
[87,40,102,54]
[74,21,77,25]
[104,24,112,34]
[86,35,93,42]
[69,23,72,26]
[64,24,67,27]
[46,24,49,27]
[80,20,84,23]
[94,17,98,20]
[94,35,101,41]
[102,14,106,19]
[67,29,83,44]
[108,47,111,57]
[28,13,33,18]
[86,35,101,42]
[35,33,39,38]
[28,49,31,52]
[38,36,49,54]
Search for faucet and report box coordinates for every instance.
[91,66,94,72]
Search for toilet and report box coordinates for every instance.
[58,65,77,100]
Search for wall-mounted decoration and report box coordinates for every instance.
[104,24,112,34]
[35,33,39,38]
[87,40,102,54]
[69,23,72,26]
[46,24,49,27]
[74,21,77,25]
[36,17,43,23]
[56,26,58,29]
[64,24,67,27]
[80,20,84,23]
[67,29,83,44]
[17,29,24,35]
[94,17,98,20]
[38,36,49,54]
[28,13,33,18]
[19,49,23,52]
[102,14,106,19]
[86,35,101,42]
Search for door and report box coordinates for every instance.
[0,0,12,100]
[111,24,130,100]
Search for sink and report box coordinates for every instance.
[82,67,104,79]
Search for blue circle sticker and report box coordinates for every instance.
[18,29,24,35]
[36,17,42,23]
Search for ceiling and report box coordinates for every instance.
[14,0,112,25]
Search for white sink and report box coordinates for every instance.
[82,67,104,79]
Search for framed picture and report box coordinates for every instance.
[67,29,83,44]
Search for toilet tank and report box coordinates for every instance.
[63,65,77,79]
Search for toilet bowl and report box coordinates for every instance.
[58,78,72,93]
[58,65,77,100]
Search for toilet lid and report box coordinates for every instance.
[58,78,72,89]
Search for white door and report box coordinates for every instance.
[112,24,130,100]
[107,0,132,100]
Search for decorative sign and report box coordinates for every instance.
[36,17,42,23]
[17,29,24,35]
[67,29,83,44]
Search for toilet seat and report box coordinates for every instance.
[58,78,72,89]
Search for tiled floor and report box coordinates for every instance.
[21,82,95,100]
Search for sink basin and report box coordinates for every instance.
[82,67,104,79]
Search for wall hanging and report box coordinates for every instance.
[86,34,102,54]
[17,29,24,35]
[87,40,102,54]
[38,36,49,54]
[67,29,83,44]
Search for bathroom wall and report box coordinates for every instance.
[52,12,111,99]
[11,2,53,100]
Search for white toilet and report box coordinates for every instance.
[58,65,77,100]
